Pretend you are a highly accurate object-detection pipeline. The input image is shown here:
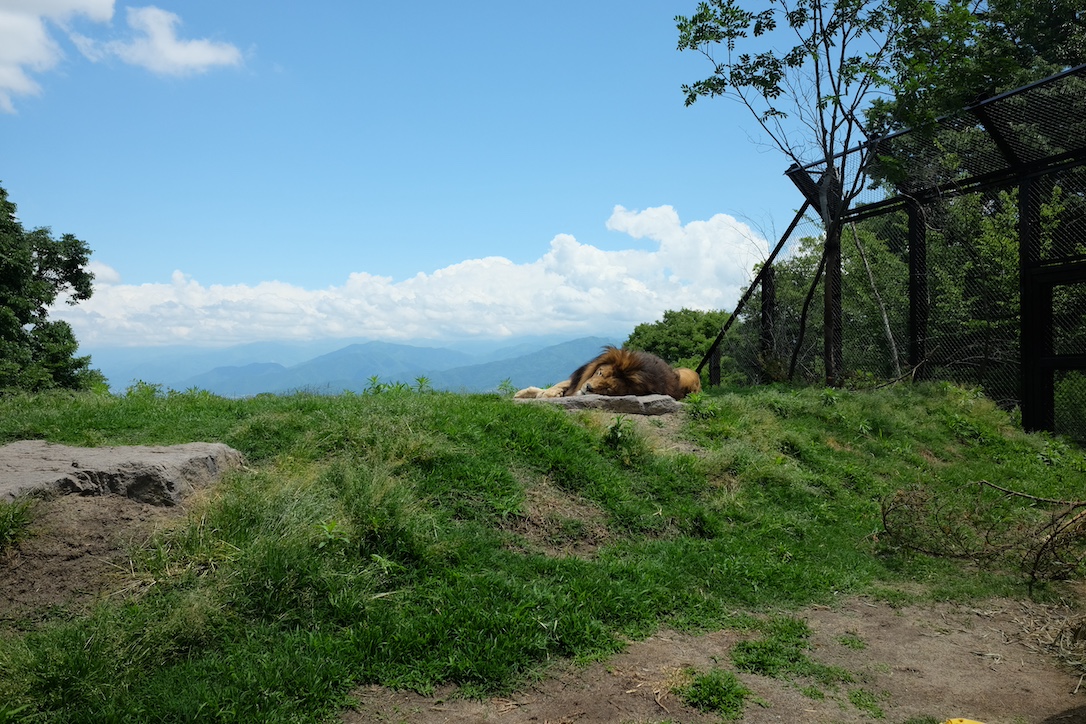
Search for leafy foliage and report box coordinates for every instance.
[0,183,103,392]
[726,222,909,384]
[869,0,1086,134]
[624,307,729,368]
[676,0,916,221]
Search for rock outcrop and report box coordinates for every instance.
[0,441,245,506]
[513,393,682,416]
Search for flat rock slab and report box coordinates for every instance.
[0,441,245,506]
[514,393,682,416]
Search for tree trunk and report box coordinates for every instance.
[849,223,902,378]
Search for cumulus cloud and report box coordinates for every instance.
[0,0,109,111]
[0,2,240,111]
[75,6,242,76]
[87,259,122,285]
[53,206,769,348]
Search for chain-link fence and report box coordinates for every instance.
[713,65,1086,444]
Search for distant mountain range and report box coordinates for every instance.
[85,336,620,397]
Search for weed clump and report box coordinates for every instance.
[0,497,33,552]
[674,667,750,719]
[731,616,852,688]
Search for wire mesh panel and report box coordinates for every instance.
[1041,166,1086,441]
[922,192,1022,407]
[713,65,1086,443]
[723,209,829,384]
[1055,370,1086,441]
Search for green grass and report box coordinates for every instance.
[674,667,750,719]
[731,616,853,688]
[0,497,34,553]
[0,381,1083,722]
[848,688,887,718]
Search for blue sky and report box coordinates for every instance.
[1,1,805,349]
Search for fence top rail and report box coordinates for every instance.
[790,64,1086,218]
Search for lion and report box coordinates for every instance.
[561,346,688,399]
[515,349,702,401]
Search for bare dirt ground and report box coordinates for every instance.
[343,596,1086,724]
[0,493,183,618]
[2,425,1085,723]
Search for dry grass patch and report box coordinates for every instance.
[502,471,610,558]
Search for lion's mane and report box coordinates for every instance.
[561,346,686,399]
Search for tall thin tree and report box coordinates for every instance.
[677,0,912,384]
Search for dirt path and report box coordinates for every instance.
[342,596,1085,724]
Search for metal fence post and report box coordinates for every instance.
[1019,176,1055,431]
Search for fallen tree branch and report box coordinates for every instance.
[976,480,1086,507]
[881,480,1086,586]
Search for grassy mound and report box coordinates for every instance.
[0,381,1082,722]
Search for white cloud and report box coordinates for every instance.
[87,260,121,284]
[0,2,239,111]
[0,0,111,111]
[53,206,769,348]
[83,6,242,76]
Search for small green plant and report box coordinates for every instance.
[315,519,350,549]
[602,415,633,447]
[820,388,841,406]
[837,632,866,650]
[125,380,165,398]
[684,391,717,420]
[848,688,886,718]
[365,375,385,394]
[674,667,749,720]
[600,415,647,466]
[0,498,34,553]
[414,376,433,394]
[496,378,517,396]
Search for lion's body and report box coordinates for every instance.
[561,346,686,399]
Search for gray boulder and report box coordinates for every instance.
[513,393,682,416]
[0,441,245,506]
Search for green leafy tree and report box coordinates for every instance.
[869,0,1086,134]
[676,0,908,220]
[863,0,1086,423]
[733,226,908,384]
[625,308,730,368]
[676,0,923,384]
[863,0,1086,208]
[0,183,104,391]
